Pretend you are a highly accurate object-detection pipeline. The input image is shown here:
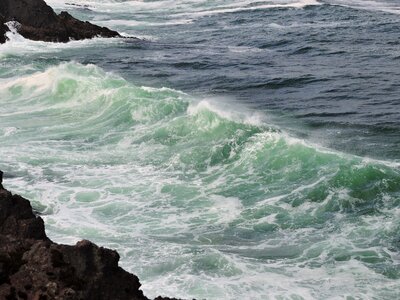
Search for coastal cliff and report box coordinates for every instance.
[0,0,120,43]
[0,171,180,300]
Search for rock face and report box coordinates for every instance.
[0,171,181,300]
[0,0,120,43]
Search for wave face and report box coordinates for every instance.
[1,0,400,299]
[1,62,400,299]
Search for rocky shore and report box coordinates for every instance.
[0,171,181,300]
[0,0,120,43]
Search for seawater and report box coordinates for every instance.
[1,1,400,299]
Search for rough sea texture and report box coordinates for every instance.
[0,0,400,299]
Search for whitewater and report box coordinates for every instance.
[1,0,400,299]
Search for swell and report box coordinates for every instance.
[1,62,400,299]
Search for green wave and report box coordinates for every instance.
[1,62,399,298]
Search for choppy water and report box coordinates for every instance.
[1,1,400,299]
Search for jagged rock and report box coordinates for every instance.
[0,172,185,300]
[0,0,120,43]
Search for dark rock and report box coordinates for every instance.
[0,0,120,43]
[0,190,47,241]
[0,171,185,300]
[0,170,3,189]
[0,16,9,44]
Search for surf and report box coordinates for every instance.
[1,62,399,299]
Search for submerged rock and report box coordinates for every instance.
[0,171,182,300]
[0,0,120,43]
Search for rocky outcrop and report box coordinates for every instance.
[0,171,181,300]
[0,0,120,43]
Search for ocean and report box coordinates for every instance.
[0,0,400,299]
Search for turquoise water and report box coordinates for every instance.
[1,1,400,299]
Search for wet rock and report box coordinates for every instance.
[0,190,47,241]
[0,0,120,43]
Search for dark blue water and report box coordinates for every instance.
[37,0,400,161]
